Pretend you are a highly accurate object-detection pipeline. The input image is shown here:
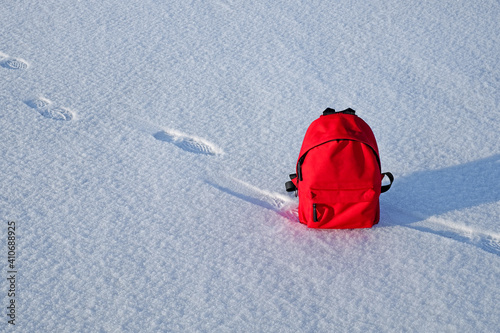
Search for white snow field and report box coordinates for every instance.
[1,0,499,331]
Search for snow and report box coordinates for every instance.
[1,0,499,331]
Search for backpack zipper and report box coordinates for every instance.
[296,139,381,182]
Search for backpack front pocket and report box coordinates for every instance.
[307,187,377,228]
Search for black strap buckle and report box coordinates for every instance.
[285,173,298,192]
[285,181,297,192]
[381,172,394,193]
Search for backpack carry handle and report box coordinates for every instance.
[323,108,356,116]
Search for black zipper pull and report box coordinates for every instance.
[313,204,318,222]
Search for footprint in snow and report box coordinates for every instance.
[388,209,500,257]
[206,174,298,222]
[154,129,222,156]
[0,52,29,70]
[482,238,500,256]
[421,216,500,257]
[25,97,74,121]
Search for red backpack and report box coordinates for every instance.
[285,108,393,229]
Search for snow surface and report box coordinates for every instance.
[1,0,499,331]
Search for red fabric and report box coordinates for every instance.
[295,114,382,229]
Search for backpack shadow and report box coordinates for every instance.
[381,154,500,256]
[383,154,499,219]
